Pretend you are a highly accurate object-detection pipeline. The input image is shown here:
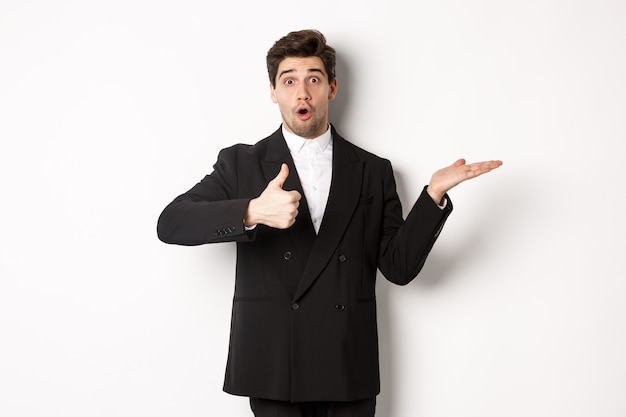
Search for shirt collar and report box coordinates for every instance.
[282,124,332,155]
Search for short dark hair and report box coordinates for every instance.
[266,29,336,87]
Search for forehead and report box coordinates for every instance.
[277,56,327,78]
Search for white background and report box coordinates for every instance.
[1,1,625,416]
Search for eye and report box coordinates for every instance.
[284,79,294,85]
[310,77,319,83]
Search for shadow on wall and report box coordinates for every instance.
[393,166,518,289]
[380,144,514,416]
[329,54,351,129]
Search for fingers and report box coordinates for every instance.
[471,160,503,173]
[271,163,290,189]
[453,159,502,172]
[464,160,503,180]
[289,190,302,204]
[452,159,502,167]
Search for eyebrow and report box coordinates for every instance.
[278,68,325,80]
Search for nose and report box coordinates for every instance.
[296,84,311,101]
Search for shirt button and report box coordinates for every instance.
[338,254,347,262]
[291,303,300,310]
[284,251,292,260]
[335,304,345,311]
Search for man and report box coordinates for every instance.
[157,29,502,417]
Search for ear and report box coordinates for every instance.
[328,78,338,100]
[270,82,278,103]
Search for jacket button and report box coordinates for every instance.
[335,304,345,311]
[338,254,347,262]
[291,303,300,310]
[284,251,292,260]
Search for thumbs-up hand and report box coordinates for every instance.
[244,163,302,229]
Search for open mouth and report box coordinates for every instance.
[296,108,311,119]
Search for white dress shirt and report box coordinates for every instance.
[282,125,333,234]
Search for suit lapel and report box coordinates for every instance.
[293,131,364,301]
[261,129,317,259]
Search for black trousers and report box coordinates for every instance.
[250,397,376,417]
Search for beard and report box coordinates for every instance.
[282,107,328,139]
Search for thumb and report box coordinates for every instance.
[452,158,466,168]
[271,163,289,189]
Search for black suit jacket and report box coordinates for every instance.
[157,126,452,402]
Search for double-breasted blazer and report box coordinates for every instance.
[157,125,452,402]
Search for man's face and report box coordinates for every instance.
[270,56,338,139]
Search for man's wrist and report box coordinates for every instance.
[426,185,445,206]
[244,198,262,227]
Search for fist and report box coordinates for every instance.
[245,164,302,229]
